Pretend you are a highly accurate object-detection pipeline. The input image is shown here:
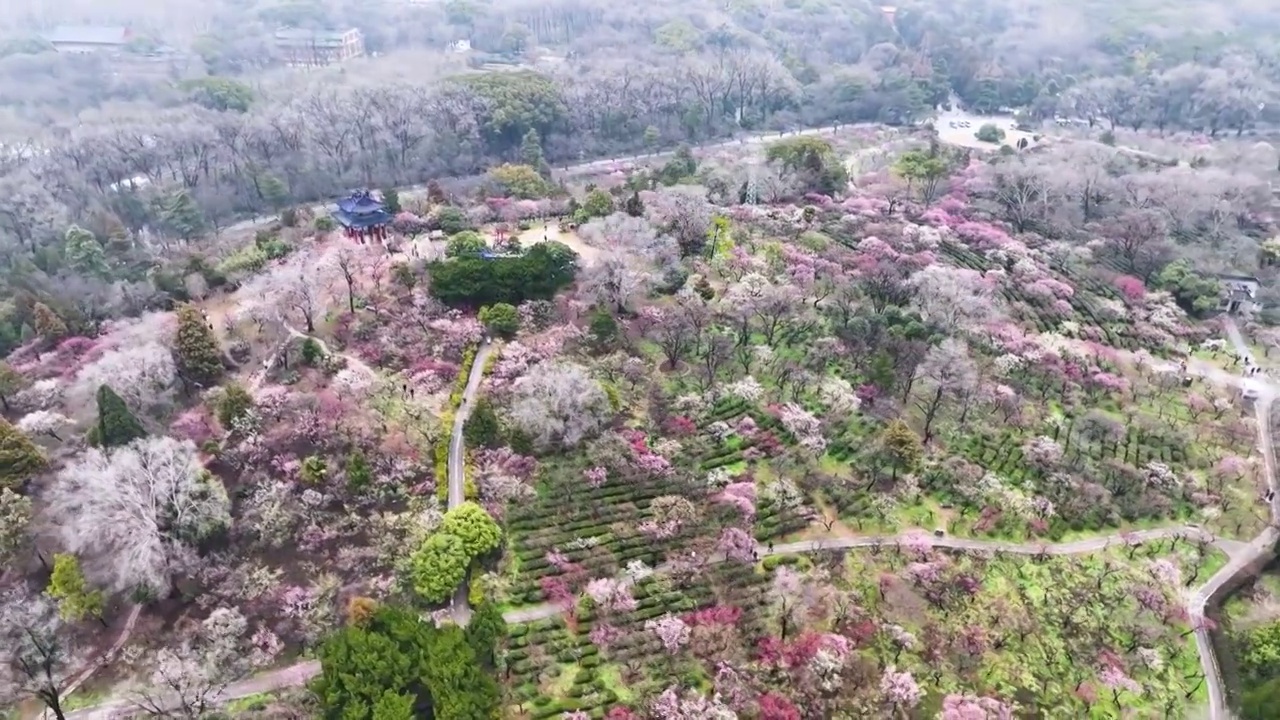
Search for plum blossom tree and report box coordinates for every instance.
[645,614,691,654]
[508,362,612,449]
[580,254,651,313]
[16,411,70,441]
[584,578,637,614]
[639,495,699,539]
[133,644,232,719]
[880,666,923,711]
[910,265,1000,332]
[649,686,737,720]
[45,437,232,595]
[717,526,756,562]
[71,342,177,410]
[939,694,1014,719]
[911,338,979,442]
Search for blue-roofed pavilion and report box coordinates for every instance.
[332,189,392,243]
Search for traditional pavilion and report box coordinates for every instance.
[332,190,392,243]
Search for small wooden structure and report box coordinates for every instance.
[333,190,392,243]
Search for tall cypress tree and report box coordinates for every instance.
[173,304,223,389]
[94,385,145,448]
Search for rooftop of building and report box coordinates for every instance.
[45,25,131,45]
[1216,273,1261,283]
[274,27,359,43]
[333,190,391,229]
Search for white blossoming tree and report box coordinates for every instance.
[71,342,177,411]
[44,436,231,596]
[509,361,612,449]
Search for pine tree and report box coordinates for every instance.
[346,451,372,492]
[94,385,146,448]
[47,554,105,625]
[162,190,207,242]
[173,303,223,388]
[381,187,402,214]
[64,225,108,277]
[0,362,28,413]
[878,419,923,481]
[259,174,289,212]
[520,129,545,170]
[624,191,645,217]
[0,418,46,491]
[32,303,67,343]
[216,382,255,428]
[371,691,414,720]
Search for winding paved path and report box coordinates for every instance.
[1191,318,1280,720]
[446,340,495,626]
[502,526,1241,625]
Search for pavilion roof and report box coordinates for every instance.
[333,208,392,229]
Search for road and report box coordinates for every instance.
[62,523,1247,716]
[218,124,865,240]
[503,525,1241,624]
[445,340,495,626]
[1190,317,1280,720]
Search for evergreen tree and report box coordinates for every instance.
[478,303,519,338]
[0,361,28,413]
[878,419,923,481]
[32,303,67,343]
[47,554,105,625]
[217,383,255,428]
[581,189,614,219]
[0,418,46,491]
[642,125,660,149]
[172,303,223,388]
[162,190,206,242]
[63,225,108,277]
[0,488,32,568]
[259,174,289,213]
[371,691,415,720]
[301,337,324,365]
[624,191,645,217]
[519,129,545,172]
[94,385,146,448]
[587,309,618,352]
[465,599,507,669]
[381,188,402,215]
[346,451,372,492]
[463,398,502,449]
[426,180,446,205]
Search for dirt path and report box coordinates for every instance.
[510,225,601,268]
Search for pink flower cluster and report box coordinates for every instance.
[715,482,757,519]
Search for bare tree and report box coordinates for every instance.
[334,249,362,313]
[133,645,229,719]
[1098,209,1172,281]
[912,339,979,443]
[0,592,72,720]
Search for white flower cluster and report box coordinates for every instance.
[725,376,765,402]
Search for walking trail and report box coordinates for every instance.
[446,340,496,626]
